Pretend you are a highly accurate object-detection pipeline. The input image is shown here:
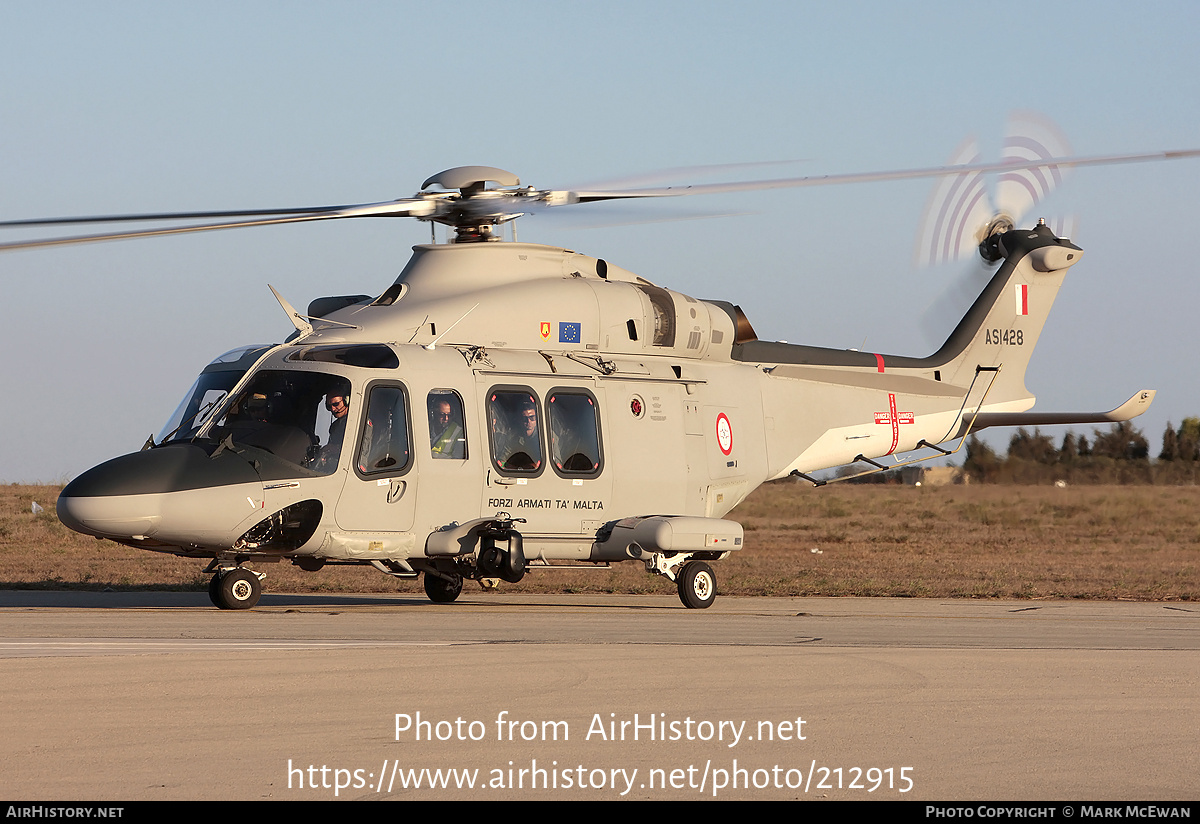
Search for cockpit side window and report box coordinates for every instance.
[356,385,411,476]
[547,391,603,477]
[211,370,351,476]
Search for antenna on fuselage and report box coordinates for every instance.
[424,303,480,350]
[269,284,313,338]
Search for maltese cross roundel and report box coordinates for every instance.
[716,412,733,455]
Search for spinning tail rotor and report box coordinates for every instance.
[915,111,1077,269]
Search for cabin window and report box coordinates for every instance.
[488,389,543,475]
[427,390,467,460]
[547,391,603,477]
[356,385,412,475]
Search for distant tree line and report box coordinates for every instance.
[962,418,1200,484]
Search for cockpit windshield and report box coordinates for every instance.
[157,345,272,444]
[206,370,352,476]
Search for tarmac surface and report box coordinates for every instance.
[2,591,1197,800]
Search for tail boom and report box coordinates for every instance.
[743,222,1132,478]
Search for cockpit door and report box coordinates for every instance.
[333,382,417,533]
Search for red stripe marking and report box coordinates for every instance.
[874,353,885,373]
[886,392,899,454]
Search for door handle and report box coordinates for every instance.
[387,479,407,503]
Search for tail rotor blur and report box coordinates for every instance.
[916,112,1078,347]
[915,111,1077,270]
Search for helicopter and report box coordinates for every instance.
[6,136,1197,611]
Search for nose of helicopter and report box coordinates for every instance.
[57,489,160,539]
[57,444,263,543]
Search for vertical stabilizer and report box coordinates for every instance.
[929,222,1083,411]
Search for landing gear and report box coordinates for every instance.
[676,561,716,610]
[646,553,720,609]
[423,571,464,603]
[208,568,263,610]
[415,515,527,603]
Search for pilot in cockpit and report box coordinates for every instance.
[314,392,350,471]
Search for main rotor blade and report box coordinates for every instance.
[565,159,807,191]
[0,205,370,229]
[566,149,1200,202]
[6,145,1196,252]
[0,199,434,252]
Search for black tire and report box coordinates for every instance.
[207,573,223,607]
[215,568,261,610]
[424,572,463,604]
[677,561,716,609]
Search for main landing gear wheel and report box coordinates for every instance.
[207,573,223,607]
[424,572,464,604]
[211,568,262,610]
[677,561,717,609]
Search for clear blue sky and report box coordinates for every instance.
[2,0,1198,482]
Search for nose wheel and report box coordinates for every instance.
[208,568,263,610]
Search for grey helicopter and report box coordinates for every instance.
[5,130,1197,610]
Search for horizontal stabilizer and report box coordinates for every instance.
[971,390,1155,432]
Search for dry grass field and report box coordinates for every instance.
[2,481,1198,600]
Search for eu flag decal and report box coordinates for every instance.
[559,322,581,343]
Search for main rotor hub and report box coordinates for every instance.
[418,166,529,242]
[421,166,520,191]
